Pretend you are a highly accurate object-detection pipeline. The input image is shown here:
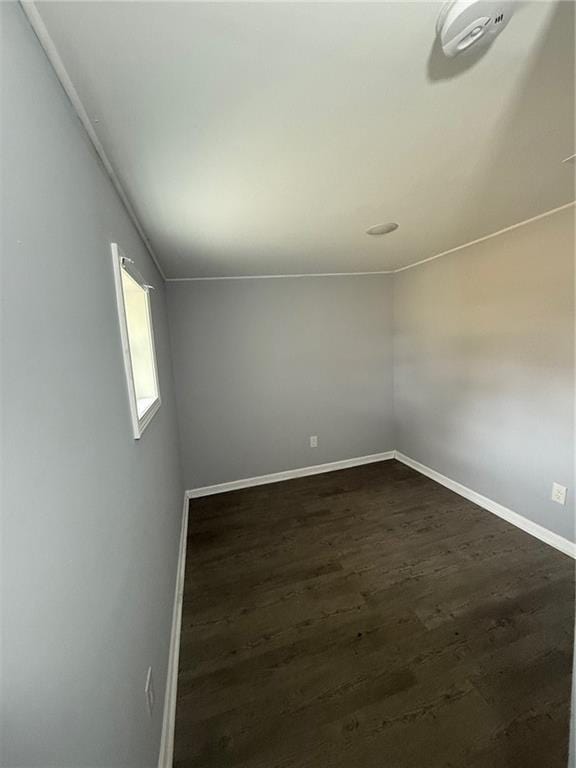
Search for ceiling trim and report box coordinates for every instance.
[393,200,576,274]
[165,270,395,282]
[20,1,167,281]
[167,200,575,282]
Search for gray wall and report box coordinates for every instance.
[394,206,575,542]
[167,276,394,487]
[1,5,183,767]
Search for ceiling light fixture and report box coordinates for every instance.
[366,222,399,236]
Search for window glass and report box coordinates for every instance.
[121,268,158,418]
[112,243,161,438]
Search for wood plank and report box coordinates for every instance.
[174,460,574,767]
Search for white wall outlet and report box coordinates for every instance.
[309,435,318,448]
[551,482,567,505]
[145,666,155,717]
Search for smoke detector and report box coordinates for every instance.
[436,1,514,58]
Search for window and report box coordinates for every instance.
[111,243,161,438]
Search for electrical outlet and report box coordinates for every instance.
[551,483,567,505]
[309,435,318,448]
[145,666,155,717]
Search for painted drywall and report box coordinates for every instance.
[1,4,183,767]
[394,205,575,542]
[167,276,394,487]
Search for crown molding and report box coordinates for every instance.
[20,1,167,281]
[165,271,394,282]
[392,201,576,274]
[167,202,575,282]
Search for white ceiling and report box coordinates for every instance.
[36,1,575,278]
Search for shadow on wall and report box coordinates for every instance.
[394,221,575,544]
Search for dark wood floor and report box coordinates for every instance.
[174,460,574,768]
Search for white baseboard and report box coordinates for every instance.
[186,450,576,558]
[158,495,189,768]
[395,451,575,559]
[186,451,395,499]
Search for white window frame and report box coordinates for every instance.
[111,242,161,439]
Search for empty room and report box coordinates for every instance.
[1,1,575,767]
